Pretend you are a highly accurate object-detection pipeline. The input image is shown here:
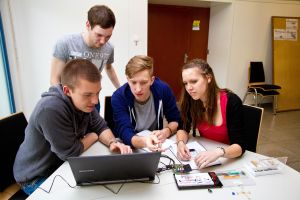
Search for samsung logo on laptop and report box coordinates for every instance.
[79,169,95,173]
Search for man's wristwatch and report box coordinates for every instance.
[166,127,172,136]
[108,140,118,147]
[176,140,185,145]
[217,147,226,156]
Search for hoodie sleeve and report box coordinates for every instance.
[37,107,83,161]
[226,92,246,154]
[88,109,110,135]
[160,82,182,128]
[111,89,136,146]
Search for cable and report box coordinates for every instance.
[168,147,183,164]
[38,175,76,193]
[139,174,161,184]
[160,154,176,166]
[103,175,161,194]
[156,154,176,173]
[37,174,156,195]
[103,183,125,194]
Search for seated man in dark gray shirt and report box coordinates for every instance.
[13,59,132,195]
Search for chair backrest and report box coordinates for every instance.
[0,112,27,191]
[242,104,264,152]
[104,96,117,137]
[249,61,266,84]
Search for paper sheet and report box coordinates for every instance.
[171,141,221,169]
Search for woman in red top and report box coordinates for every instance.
[176,59,245,169]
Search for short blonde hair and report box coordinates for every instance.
[125,55,153,78]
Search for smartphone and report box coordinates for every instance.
[189,148,198,158]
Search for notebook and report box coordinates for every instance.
[68,152,161,186]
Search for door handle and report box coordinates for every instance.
[184,53,188,63]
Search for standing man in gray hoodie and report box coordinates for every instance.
[13,59,132,195]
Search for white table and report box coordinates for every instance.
[27,137,300,200]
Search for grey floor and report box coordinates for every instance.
[256,104,300,172]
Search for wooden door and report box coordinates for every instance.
[272,17,300,111]
[148,4,210,99]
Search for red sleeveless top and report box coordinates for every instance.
[196,91,230,144]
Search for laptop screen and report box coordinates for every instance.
[68,151,161,185]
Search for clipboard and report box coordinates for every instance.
[173,172,223,190]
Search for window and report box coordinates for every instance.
[0,13,15,118]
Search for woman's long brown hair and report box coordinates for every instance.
[180,59,220,133]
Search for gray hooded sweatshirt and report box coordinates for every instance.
[13,85,108,183]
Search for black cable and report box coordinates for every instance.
[37,174,153,195]
[139,173,160,184]
[103,174,161,195]
[160,154,176,166]
[159,161,168,167]
[38,174,76,193]
[103,183,125,194]
[168,147,183,164]
[156,154,176,173]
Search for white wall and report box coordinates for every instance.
[1,0,300,118]
[0,0,147,118]
[208,0,300,104]
[207,2,233,88]
[229,0,300,102]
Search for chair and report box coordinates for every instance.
[0,112,29,199]
[104,96,117,137]
[243,61,281,114]
[242,104,264,152]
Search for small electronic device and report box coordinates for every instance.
[174,164,192,173]
[173,172,223,189]
[189,148,198,157]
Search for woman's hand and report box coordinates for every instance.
[177,141,191,161]
[194,148,223,169]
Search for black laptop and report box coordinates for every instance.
[68,152,161,186]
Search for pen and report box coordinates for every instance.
[217,171,239,176]
[228,171,240,175]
